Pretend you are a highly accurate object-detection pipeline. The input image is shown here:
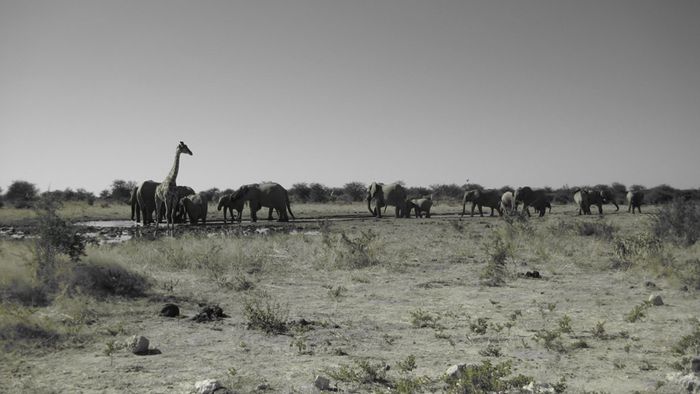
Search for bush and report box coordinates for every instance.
[33,196,88,291]
[576,222,615,240]
[446,360,532,393]
[343,182,367,202]
[289,183,311,203]
[243,291,288,334]
[6,180,38,208]
[335,230,380,269]
[0,278,49,306]
[653,199,700,246]
[66,260,151,299]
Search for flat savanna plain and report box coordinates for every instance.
[1,202,699,393]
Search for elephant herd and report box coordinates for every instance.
[128,180,646,226]
[367,182,645,220]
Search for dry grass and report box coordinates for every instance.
[0,202,698,392]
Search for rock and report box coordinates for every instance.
[445,363,466,381]
[313,375,330,391]
[127,335,149,355]
[648,294,664,306]
[194,379,223,394]
[521,381,555,393]
[667,372,700,393]
[692,356,700,374]
[644,281,657,288]
[160,303,180,317]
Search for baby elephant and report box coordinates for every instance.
[179,193,209,225]
[217,193,245,224]
[405,197,433,218]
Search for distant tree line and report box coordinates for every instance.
[2,179,699,208]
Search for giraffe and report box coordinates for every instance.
[155,141,193,232]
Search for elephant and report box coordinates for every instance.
[500,191,514,215]
[573,188,619,215]
[136,181,193,224]
[461,189,503,218]
[129,186,140,222]
[627,191,644,213]
[406,197,433,218]
[179,193,209,225]
[514,187,550,217]
[532,199,552,216]
[367,182,408,218]
[229,182,295,222]
[136,180,160,224]
[217,193,245,224]
[173,186,196,223]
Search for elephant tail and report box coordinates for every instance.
[286,192,296,220]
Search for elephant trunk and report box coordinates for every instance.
[367,196,374,216]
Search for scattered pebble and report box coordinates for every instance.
[194,379,223,394]
[314,375,330,391]
[445,363,466,381]
[648,294,664,306]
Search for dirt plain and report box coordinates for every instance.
[1,202,699,393]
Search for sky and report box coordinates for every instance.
[1,0,699,194]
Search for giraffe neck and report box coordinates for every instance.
[166,151,181,185]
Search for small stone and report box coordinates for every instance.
[255,383,270,391]
[648,294,664,306]
[645,281,657,288]
[127,335,149,355]
[194,379,223,394]
[160,303,179,317]
[692,356,700,374]
[313,375,330,391]
[445,363,466,381]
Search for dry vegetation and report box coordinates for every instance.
[1,199,699,393]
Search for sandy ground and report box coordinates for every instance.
[1,204,698,393]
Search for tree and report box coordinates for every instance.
[109,179,137,203]
[308,183,330,203]
[6,180,38,208]
[343,182,367,202]
[290,183,311,203]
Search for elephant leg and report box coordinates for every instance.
[597,204,603,214]
[394,206,400,218]
[425,209,430,218]
[267,207,274,221]
[524,205,531,217]
[489,207,495,217]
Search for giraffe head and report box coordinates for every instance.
[178,141,193,156]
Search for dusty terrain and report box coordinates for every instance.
[1,202,699,393]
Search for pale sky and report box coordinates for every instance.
[1,0,699,194]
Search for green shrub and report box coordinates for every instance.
[0,278,49,306]
[33,197,88,289]
[66,260,151,299]
[410,309,440,329]
[446,360,532,393]
[576,222,615,240]
[243,292,288,334]
[653,199,700,246]
[326,359,389,386]
[612,233,662,267]
[335,230,380,269]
